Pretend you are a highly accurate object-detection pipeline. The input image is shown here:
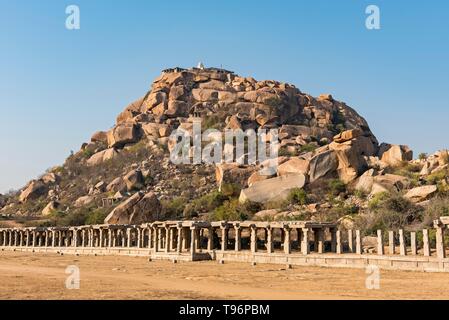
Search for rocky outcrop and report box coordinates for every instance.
[405,185,438,203]
[107,123,140,148]
[104,191,162,224]
[123,169,145,191]
[19,180,46,203]
[74,195,95,208]
[379,144,413,166]
[87,148,118,166]
[239,173,306,203]
[42,201,60,216]
[308,149,338,183]
[277,157,310,177]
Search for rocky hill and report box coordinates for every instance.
[1,66,448,234]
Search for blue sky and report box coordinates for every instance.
[0,0,448,193]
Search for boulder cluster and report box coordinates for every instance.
[1,66,447,226]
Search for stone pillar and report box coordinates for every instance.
[355,230,362,255]
[436,226,446,259]
[127,228,132,248]
[107,229,112,248]
[190,227,197,255]
[157,227,163,252]
[177,227,183,253]
[316,229,324,253]
[19,231,24,247]
[220,226,228,251]
[170,227,176,251]
[336,230,342,254]
[148,227,153,249]
[266,227,274,254]
[97,229,102,248]
[44,231,49,247]
[207,227,213,251]
[9,230,13,247]
[51,231,55,247]
[377,230,384,255]
[14,231,18,247]
[330,228,337,253]
[165,227,170,253]
[58,231,63,247]
[423,229,430,257]
[399,229,407,256]
[283,227,291,254]
[137,228,142,248]
[410,231,417,255]
[250,226,257,253]
[301,228,310,255]
[348,229,354,253]
[32,231,37,247]
[388,231,395,255]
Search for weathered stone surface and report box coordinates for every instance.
[215,163,255,191]
[354,169,376,193]
[333,129,362,143]
[42,201,59,216]
[19,180,46,203]
[106,177,126,193]
[192,88,219,101]
[405,185,438,203]
[104,191,162,224]
[123,169,144,191]
[379,143,413,166]
[247,171,275,187]
[116,96,146,124]
[107,123,140,148]
[74,195,95,208]
[166,100,188,117]
[308,150,338,183]
[277,157,310,177]
[239,173,306,203]
[41,172,58,184]
[329,135,377,183]
[87,148,118,166]
[253,209,279,220]
[374,174,410,191]
[90,131,108,144]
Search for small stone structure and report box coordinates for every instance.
[1,218,449,272]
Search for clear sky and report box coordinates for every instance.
[1,0,448,193]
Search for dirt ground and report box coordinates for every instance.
[0,251,449,300]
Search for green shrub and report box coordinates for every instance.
[368,192,390,210]
[287,188,308,205]
[300,144,317,153]
[328,179,346,196]
[84,208,109,225]
[162,197,187,218]
[211,199,261,221]
[419,153,428,160]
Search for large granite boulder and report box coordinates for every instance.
[19,180,47,203]
[405,185,438,203]
[123,169,145,191]
[379,143,413,166]
[87,148,118,166]
[239,173,306,203]
[308,149,338,183]
[107,123,140,148]
[104,191,162,224]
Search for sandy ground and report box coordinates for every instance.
[0,251,449,300]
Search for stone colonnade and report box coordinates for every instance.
[0,219,447,259]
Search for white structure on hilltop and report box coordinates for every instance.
[197,61,205,69]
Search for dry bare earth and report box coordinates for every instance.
[0,251,449,300]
